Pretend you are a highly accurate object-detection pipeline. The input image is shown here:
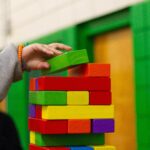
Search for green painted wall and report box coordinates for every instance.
[131,1,150,150]
[7,73,29,150]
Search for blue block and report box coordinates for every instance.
[29,104,36,117]
[70,146,93,150]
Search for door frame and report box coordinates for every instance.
[77,8,130,61]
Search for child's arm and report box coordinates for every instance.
[0,43,71,100]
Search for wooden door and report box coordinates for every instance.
[94,27,136,150]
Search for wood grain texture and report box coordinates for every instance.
[94,27,136,150]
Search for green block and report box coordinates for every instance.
[134,60,147,87]
[35,133,104,146]
[42,49,89,75]
[133,31,147,59]
[136,117,150,145]
[29,91,67,105]
[67,50,89,66]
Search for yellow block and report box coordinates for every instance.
[30,131,35,144]
[42,105,114,119]
[93,146,116,150]
[67,91,89,105]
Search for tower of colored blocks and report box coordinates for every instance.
[28,49,115,150]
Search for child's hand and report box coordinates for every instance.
[22,43,71,71]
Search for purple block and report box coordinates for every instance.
[35,78,38,90]
[92,119,114,133]
[29,104,36,117]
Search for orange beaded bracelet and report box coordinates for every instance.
[18,44,24,68]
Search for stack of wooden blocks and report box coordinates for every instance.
[28,49,115,150]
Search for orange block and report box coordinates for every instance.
[68,63,110,77]
[68,119,91,134]
[30,78,36,91]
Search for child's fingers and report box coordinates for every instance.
[42,45,63,56]
[48,46,63,55]
[33,44,54,56]
[32,43,71,58]
[37,61,50,70]
[49,43,72,51]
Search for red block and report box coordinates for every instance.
[69,63,110,77]
[29,144,70,150]
[36,105,42,118]
[28,118,68,134]
[37,76,110,91]
[29,78,36,91]
[89,91,111,105]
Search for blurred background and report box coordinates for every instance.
[0,0,149,150]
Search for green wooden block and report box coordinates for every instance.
[46,54,68,73]
[42,49,89,75]
[67,50,89,66]
[35,132,104,146]
[29,91,67,105]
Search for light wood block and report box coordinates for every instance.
[67,91,89,105]
[42,105,114,119]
